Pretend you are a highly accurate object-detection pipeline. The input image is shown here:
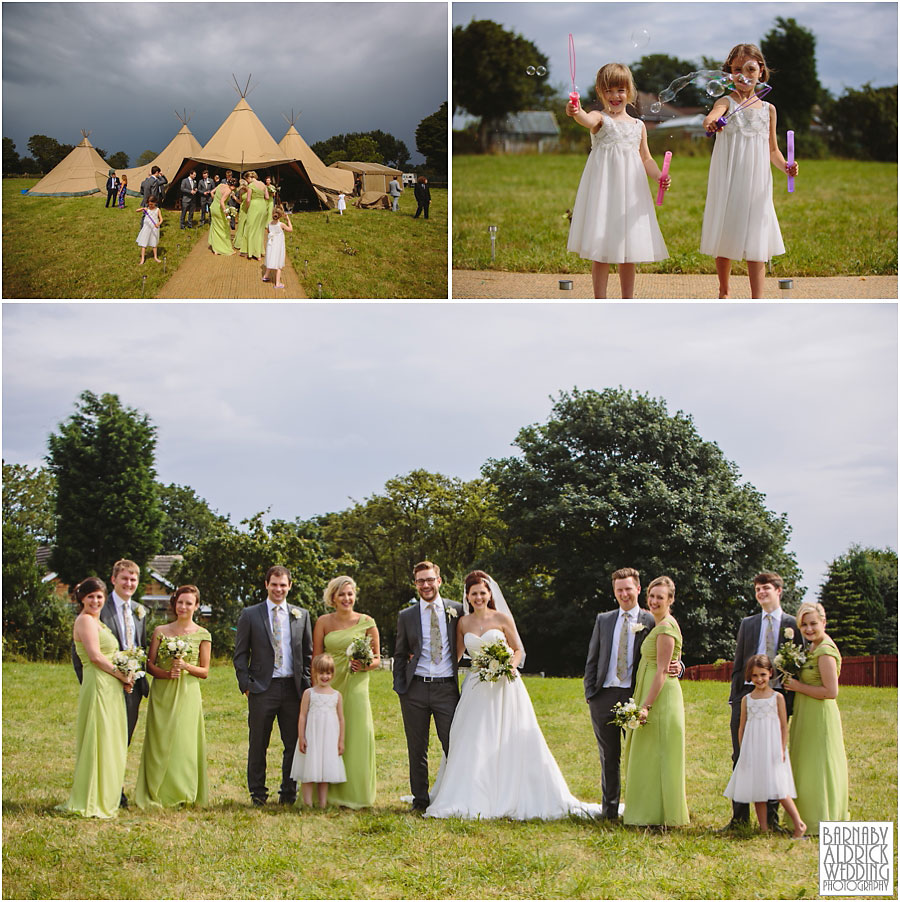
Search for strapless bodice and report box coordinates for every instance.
[464,628,506,657]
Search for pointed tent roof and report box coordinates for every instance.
[26,131,110,197]
[193,97,295,169]
[278,122,354,199]
[118,117,204,193]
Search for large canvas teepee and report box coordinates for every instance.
[26,131,110,197]
[119,113,204,196]
[278,114,354,205]
[193,97,295,170]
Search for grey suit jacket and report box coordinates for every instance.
[583,606,656,700]
[392,598,464,694]
[233,601,313,697]
[729,609,801,705]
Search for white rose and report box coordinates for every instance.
[783,627,794,639]
[629,622,646,634]
[488,659,500,673]
[627,719,640,730]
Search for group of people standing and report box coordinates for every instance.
[59,559,849,836]
[105,171,128,209]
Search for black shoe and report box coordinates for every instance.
[770,821,792,836]
[278,795,296,806]
[119,792,129,809]
[251,796,266,807]
[718,819,748,833]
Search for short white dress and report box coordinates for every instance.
[724,693,796,803]
[265,222,286,270]
[136,208,161,248]
[567,116,668,264]
[700,96,785,261]
[290,689,346,784]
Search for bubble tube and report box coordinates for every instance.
[787,130,795,193]
[656,151,672,206]
[568,33,579,105]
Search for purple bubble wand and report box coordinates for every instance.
[787,130,795,192]
[706,83,772,136]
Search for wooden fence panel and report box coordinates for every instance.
[684,655,897,687]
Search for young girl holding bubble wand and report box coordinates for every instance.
[700,43,799,299]
[723,654,807,838]
[566,62,671,299]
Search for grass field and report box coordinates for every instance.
[2,662,896,899]
[452,154,898,277]
[1,179,447,299]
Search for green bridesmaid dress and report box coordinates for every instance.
[243,183,268,259]
[623,619,689,826]
[265,185,275,225]
[788,637,849,834]
[61,623,128,818]
[135,628,211,809]
[233,191,248,252]
[208,184,235,255]
[322,615,377,808]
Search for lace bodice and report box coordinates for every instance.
[308,688,340,711]
[745,693,779,723]
[722,96,770,138]
[464,627,506,657]
[590,115,642,151]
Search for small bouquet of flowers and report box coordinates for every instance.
[471,638,517,683]
[610,698,642,731]
[159,636,190,663]
[346,635,374,671]
[112,647,147,681]
[774,630,806,679]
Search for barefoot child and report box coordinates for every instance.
[566,62,670,299]
[290,653,345,808]
[136,197,162,264]
[700,43,799,298]
[263,207,293,289]
[724,654,806,837]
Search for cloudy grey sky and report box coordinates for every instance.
[451,1,897,119]
[2,2,447,166]
[3,302,896,603]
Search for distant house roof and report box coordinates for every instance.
[35,550,183,585]
[498,111,560,136]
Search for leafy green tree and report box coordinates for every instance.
[453,20,553,149]
[416,102,448,174]
[3,137,21,174]
[346,136,383,164]
[821,84,898,161]
[311,131,409,168]
[324,149,346,166]
[818,545,894,655]
[629,54,708,108]
[19,156,41,174]
[866,547,898,654]
[46,391,164,588]
[483,388,801,673]
[157,482,230,553]
[136,150,158,167]
[761,17,823,133]
[364,130,410,169]
[319,469,501,654]
[2,460,56,543]
[27,135,74,171]
[173,513,353,655]
[107,151,129,169]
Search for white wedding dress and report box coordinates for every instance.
[424,629,602,820]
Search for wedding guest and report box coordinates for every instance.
[413,176,431,219]
[198,170,215,225]
[388,175,402,212]
[136,197,162,264]
[312,576,379,808]
[722,571,801,831]
[60,577,133,818]
[263,207,292,289]
[117,174,128,208]
[393,561,463,811]
[135,585,211,809]
[622,576,689,826]
[264,175,277,223]
[180,170,199,229]
[336,193,346,215]
[235,171,269,259]
[290,653,346,808]
[105,170,120,208]
[154,170,169,204]
[140,166,161,205]
[232,180,249,251]
[209,177,236,255]
[233,566,312,806]
[783,602,849,834]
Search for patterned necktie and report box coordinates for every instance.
[272,605,283,670]
[765,613,776,660]
[123,600,134,649]
[429,603,442,664]
[616,612,630,681]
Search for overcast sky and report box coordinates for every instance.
[2,2,447,166]
[451,1,897,121]
[3,302,896,604]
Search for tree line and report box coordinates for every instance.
[4,388,895,670]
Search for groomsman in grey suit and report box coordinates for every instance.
[393,560,464,811]
[233,565,312,806]
[72,558,149,806]
[180,170,199,228]
[198,170,215,225]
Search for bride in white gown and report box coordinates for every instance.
[424,571,601,820]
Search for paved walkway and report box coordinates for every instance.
[156,229,306,299]
[452,270,898,300]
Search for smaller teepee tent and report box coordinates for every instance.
[26,130,110,197]
[278,112,353,207]
[120,112,204,197]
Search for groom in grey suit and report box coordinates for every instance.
[233,565,312,805]
[393,560,464,811]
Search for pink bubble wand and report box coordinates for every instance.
[706,83,772,136]
[568,33,579,105]
[787,130,795,192]
[656,151,672,206]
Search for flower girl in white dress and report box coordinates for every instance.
[263,207,293,289]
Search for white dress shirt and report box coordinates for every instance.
[603,607,638,688]
[414,595,454,678]
[267,598,294,678]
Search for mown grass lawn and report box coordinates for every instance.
[2,662,895,899]
[1,179,447,299]
[452,154,898,278]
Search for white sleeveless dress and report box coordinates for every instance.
[265,222,286,270]
[136,209,161,248]
[700,97,785,261]
[424,628,601,820]
[290,689,347,784]
[567,115,668,264]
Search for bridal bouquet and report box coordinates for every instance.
[112,647,147,681]
[346,635,374,670]
[471,639,517,683]
[610,698,642,731]
[159,636,191,666]
[774,635,807,679]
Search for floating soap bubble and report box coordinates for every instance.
[525,65,536,76]
[536,65,547,76]
[650,102,662,113]
[706,81,726,97]
[630,28,650,49]
[659,88,675,103]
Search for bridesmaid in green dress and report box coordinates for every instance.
[783,602,849,834]
[233,180,248,252]
[135,585,211,809]
[237,171,270,260]
[623,575,689,826]
[208,179,236,255]
[61,577,133,818]
[264,176,276,224]
[312,576,379,808]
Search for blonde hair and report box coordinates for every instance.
[723,43,771,83]
[647,575,675,602]
[796,601,826,627]
[323,575,358,608]
[595,63,637,107]
[311,653,335,685]
[112,559,140,579]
